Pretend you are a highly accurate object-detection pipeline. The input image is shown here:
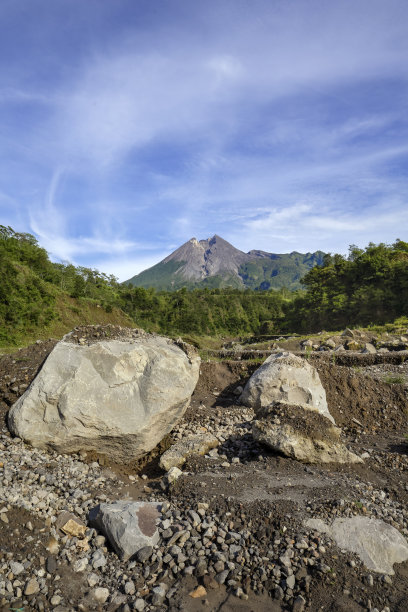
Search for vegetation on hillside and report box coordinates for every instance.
[118,285,288,336]
[1,225,407,347]
[0,226,129,346]
[238,251,325,291]
[283,241,408,332]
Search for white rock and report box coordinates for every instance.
[306,516,408,574]
[166,467,183,483]
[240,351,334,423]
[73,557,88,573]
[93,587,110,603]
[9,561,24,576]
[159,433,219,471]
[87,572,99,587]
[8,333,200,462]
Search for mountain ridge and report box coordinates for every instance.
[126,235,325,291]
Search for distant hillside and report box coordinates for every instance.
[126,235,325,290]
[2,226,406,342]
[0,226,133,348]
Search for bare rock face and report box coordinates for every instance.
[306,517,408,574]
[159,433,219,471]
[252,402,362,464]
[8,328,200,463]
[240,351,334,424]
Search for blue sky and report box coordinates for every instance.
[1,0,408,280]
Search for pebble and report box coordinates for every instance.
[24,578,39,595]
[93,587,110,603]
[189,585,207,598]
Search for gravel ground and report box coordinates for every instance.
[0,341,408,611]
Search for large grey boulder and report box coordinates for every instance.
[89,501,161,560]
[8,328,200,462]
[252,402,362,464]
[240,351,334,424]
[306,516,408,574]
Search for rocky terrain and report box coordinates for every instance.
[0,326,408,612]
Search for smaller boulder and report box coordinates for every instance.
[252,402,362,464]
[306,516,408,575]
[159,433,219,471]
[362,343,377,354]
[88,501,161,561]
[240,351,334,424]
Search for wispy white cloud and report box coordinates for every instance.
[235,196,408,255]
[28,168,153,265]
[1,0,408,274]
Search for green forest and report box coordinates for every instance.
[1,225,407,347]
[285,240,408,332]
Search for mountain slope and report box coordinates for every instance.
[126,235,325,291]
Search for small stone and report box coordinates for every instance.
[24,578,40,596]
[189,585,207,598]
[87,573,99,587]
[46,536,59,554]
[136,546,153,563]
[166,467,183,483]
[286,574,296,590]
[93,587,110,603]
[94,535,106,547]
[213,560,225,573]
[10,562,24,576]
[46,557,57,573]
[56,512,87,538]
[293,594,306,612]
[124,581,135,595]
[92,550,107,569]
[215,570,229,584]
[151,583,167,604]
[73,558,88,573]
[134,599,146,611]
[50,595,62,606]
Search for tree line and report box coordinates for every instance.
[283,240,408,332]
[1,225,407,345]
